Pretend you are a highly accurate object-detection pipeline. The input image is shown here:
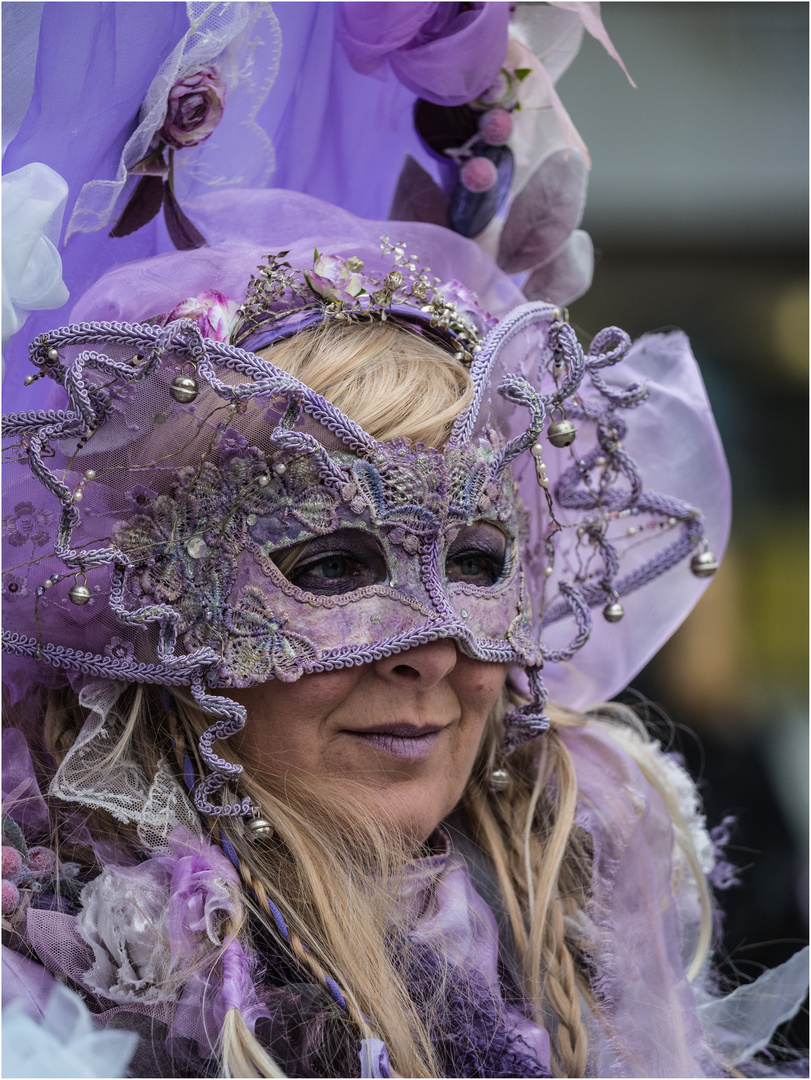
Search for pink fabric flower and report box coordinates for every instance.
[159,67,226,150]
[304,253,365,304]
[168,290,239,341]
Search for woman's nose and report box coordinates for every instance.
[372,638,457,687]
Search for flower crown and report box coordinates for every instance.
[230,237,496,363]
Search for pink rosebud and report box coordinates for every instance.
[2,879,20,915]
[1,846,22,879]
[479,109,513,146]
[168,290,239,341]
[159,66,226,150]
[460,157,498,194]
[27,846,57,878]
[305,254,365,304]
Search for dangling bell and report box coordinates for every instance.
[690,551,719,578]
[603,600,625,623]
[489,768,510,792]
[246,816,274,840]
[547,418,576,448]
[68,582,92,606]
[169,373,199,403]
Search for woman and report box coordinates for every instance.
[3,196,807,1079]
[2,6,806,1078]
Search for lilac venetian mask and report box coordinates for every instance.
[1,318,541,699]
[113,411,540,688]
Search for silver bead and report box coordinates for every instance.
[690,551,719,578]
[186,537,209,559]
[169,373,199,403]
[603,600,625,623]
[489,768,510,792]
[68,583,92,606]
[47,347,59,362]
[246,514,257,526]
[246,817,274,840]
[547,418,576,448]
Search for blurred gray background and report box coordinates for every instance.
[554,1,807,1042]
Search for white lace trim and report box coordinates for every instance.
[49,679,202,853]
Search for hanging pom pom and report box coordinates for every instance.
[479,108,513,146]
[460,156,498,193]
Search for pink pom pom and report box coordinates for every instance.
[2,879,20,916]
[27,846,56,878]
[479,109,513,146]
[1,846,22,879]
[460,157,498,194]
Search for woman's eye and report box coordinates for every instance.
[294,554,357,584]
[277,530,388,596]
[446,551,503,586]
[446,523,508,587]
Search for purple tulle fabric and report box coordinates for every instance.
[338,3,510,106]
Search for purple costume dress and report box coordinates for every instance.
[2,5,807,1078]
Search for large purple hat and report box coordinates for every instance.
[2,190,730,812]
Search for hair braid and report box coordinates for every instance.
[541,898,590,1077]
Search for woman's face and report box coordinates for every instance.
[230,643,507,846]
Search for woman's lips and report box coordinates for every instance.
[344,723,445,760]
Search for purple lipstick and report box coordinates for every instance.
[345,723,445,760]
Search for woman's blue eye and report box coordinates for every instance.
[280,530,388,595]
[446,551,503,586]
[446,523,508,587]
[306,557,349,583]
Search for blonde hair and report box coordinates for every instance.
[39,318,713,1077]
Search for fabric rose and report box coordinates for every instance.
[75,831,242,1005]
[159,66,226,150]
[76,858,174,1003]
[164,832,242,961]
[304,253,365,304]
[166,290,239,341]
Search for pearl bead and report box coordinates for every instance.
[257,475,270,487]
[84,470,96,480]
[72,491,83,502]
[274,463,286,475]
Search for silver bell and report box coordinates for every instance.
[169,373,199,403]
[246,816,274,840]
[547,418,576,448]
[603,600,625,623]
[690,551,719,578]
[68,582,92,606]
[489,768,510,792]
